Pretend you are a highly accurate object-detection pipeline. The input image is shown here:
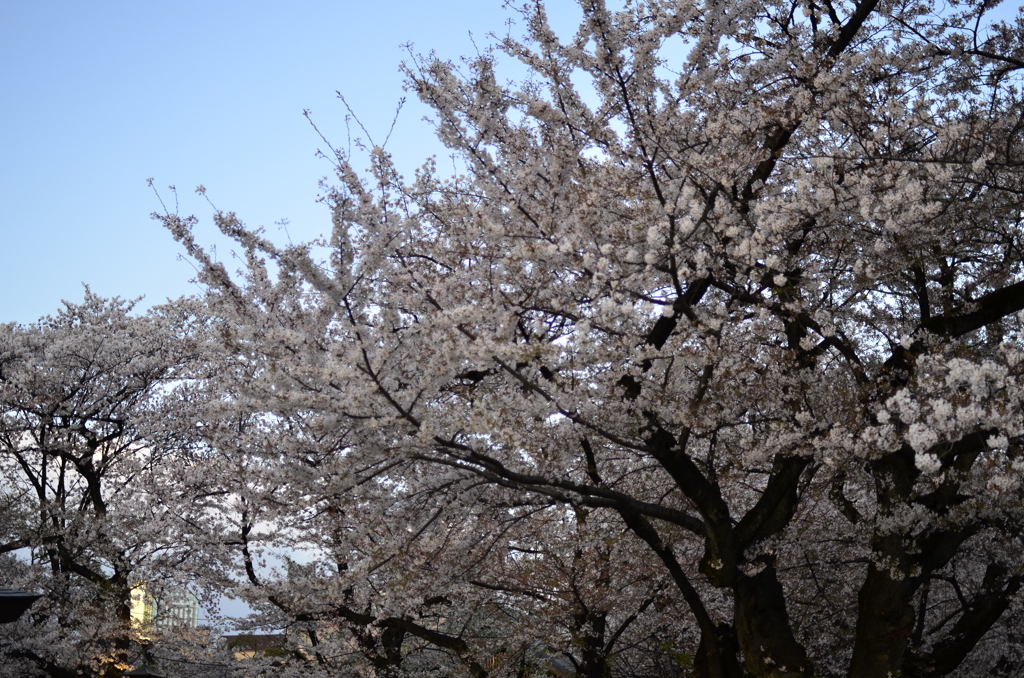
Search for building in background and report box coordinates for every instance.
[130,583,199,631]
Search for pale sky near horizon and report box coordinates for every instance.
[2,1,1021,326]
[0,1,583,325]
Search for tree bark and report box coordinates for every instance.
[733,565,813,678]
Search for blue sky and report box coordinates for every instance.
[0,1,582,324]
[2,1,1021,325]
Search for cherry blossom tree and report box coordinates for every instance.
[0,293,216,678]
[165,335,510,678]
[161,0,1024,676]
[182,396,686,678]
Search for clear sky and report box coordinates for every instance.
[0,1,583,324]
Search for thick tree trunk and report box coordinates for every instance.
[733,566,812,678]
[694,622,744,678]
[847,563,916,678]
[576,611,612,678]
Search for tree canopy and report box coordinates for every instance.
[5,0,1024,676]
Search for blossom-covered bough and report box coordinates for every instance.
[0,294,221,678]
[163,0,1024,676]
